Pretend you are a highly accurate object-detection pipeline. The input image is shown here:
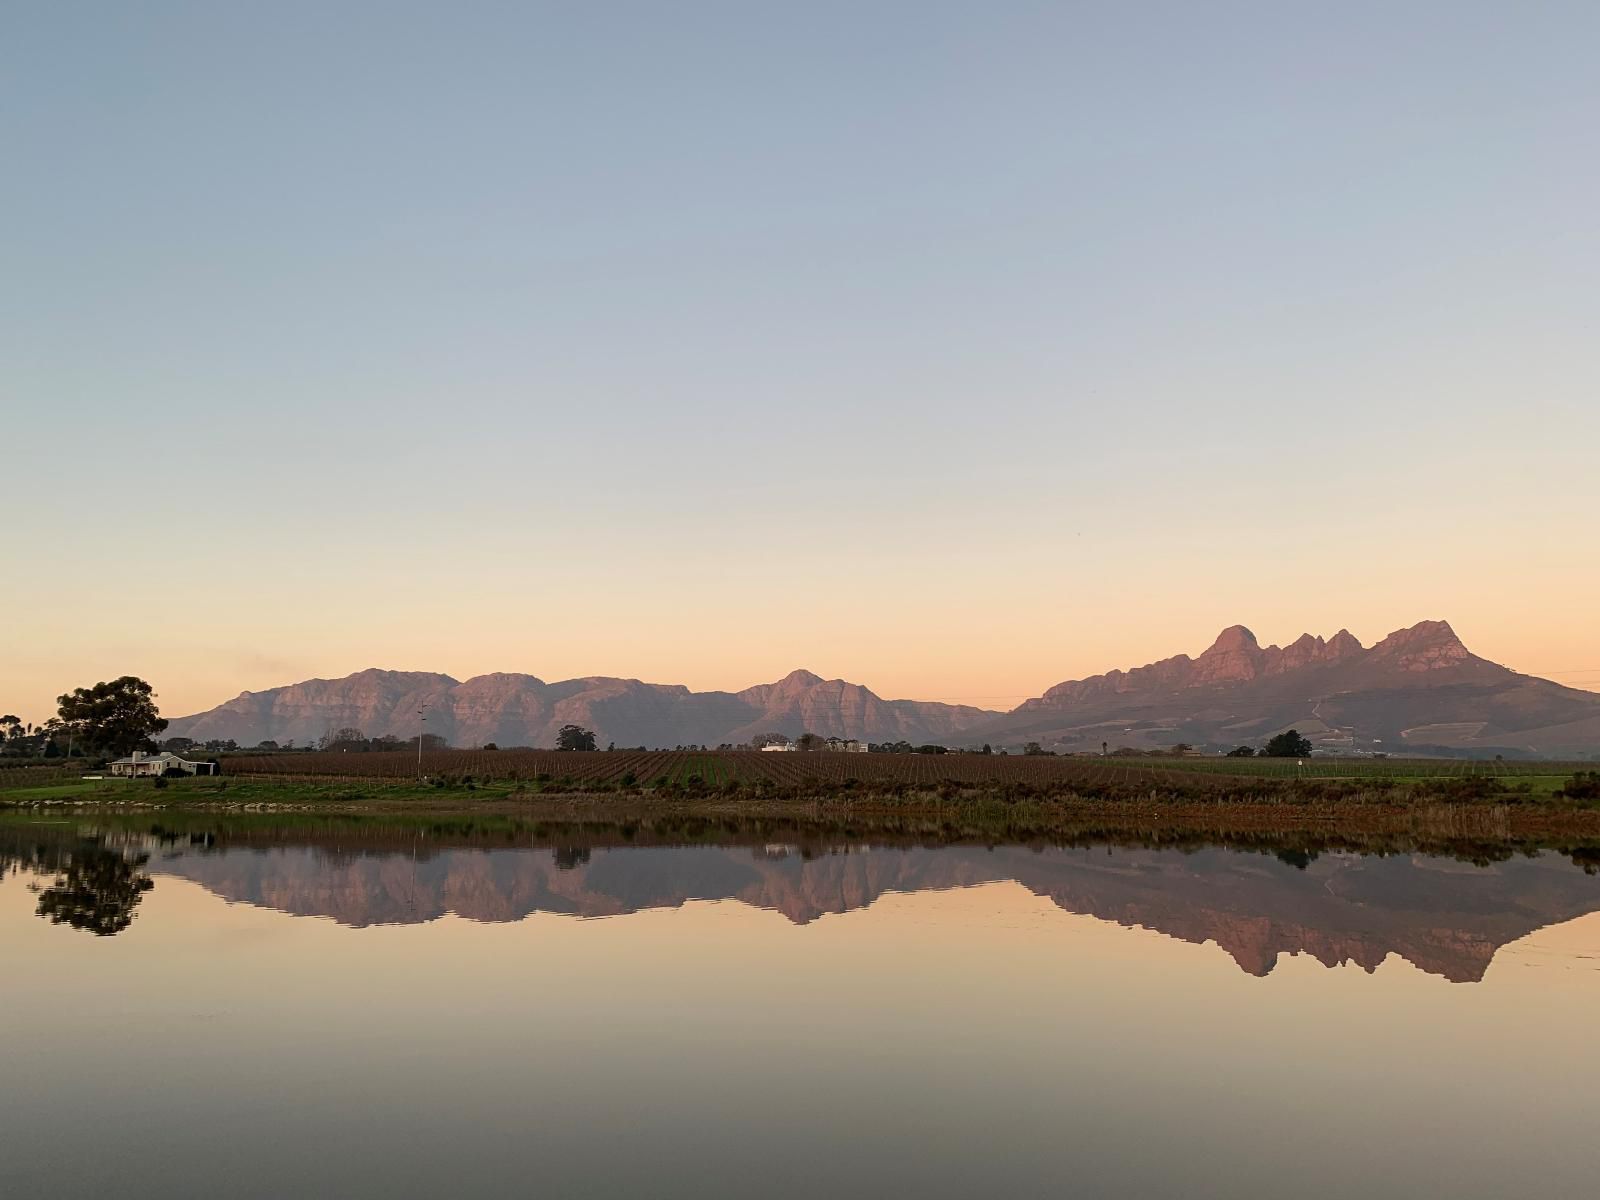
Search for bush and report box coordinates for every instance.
[1560,771,1600,802]
[1417,775,1506,803]
[1262,730,1313,758]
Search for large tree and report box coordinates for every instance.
[555,724,597,751]
[1262,729,1314,758]
[320,727,368,751]
[56,677,167,757]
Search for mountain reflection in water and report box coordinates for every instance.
[5,822,1599,982]
[7,819,1600,1200]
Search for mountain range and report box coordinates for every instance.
[166,666,996,750]
[164,619,1600,756]
[969,619,1600,756]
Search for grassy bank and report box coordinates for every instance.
[6,798,1600,876]
[4,770,1600,853]
[6,760,1597,807]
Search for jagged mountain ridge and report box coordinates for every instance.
[164,620,1600,755]
[165,667,998,749]
[981,620,1600,756]
[1019,620,1476,709]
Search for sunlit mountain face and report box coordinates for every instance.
[162,621,1600,756]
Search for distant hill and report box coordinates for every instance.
[971,620,1600,757]
[164,668,999,749]
[164,620,1600,756]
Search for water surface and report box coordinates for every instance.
[4,822,1599,1198]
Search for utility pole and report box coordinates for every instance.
[416,700,430,780]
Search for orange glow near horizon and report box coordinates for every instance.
[5,581,1598,725]
[3,5,1597,731]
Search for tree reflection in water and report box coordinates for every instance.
[553,845,592,871]
[1,834,154,936]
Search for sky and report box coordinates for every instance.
[3,1,1598,724]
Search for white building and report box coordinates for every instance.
[760,742,797,752]
[108,750,219,777]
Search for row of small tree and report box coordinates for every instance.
[1,676,168,759]
[314,727,448,753]
[1227,730,1315,758]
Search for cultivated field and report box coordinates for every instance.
[212,749,1592,792]
[1110,756,1583,780]
[219,748,1239,790]
[0,763,90,790]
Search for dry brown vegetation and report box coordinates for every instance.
[214,748,1587,802]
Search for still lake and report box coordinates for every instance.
[4,820,1599,1199]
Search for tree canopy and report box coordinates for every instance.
[56,677,167,757]
[320,727,368,751]
[1262,729,1314,758]
[555,724,597,751]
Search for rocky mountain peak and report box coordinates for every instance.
[1272,633,1328,673]
[1369,620,1472,671]
[1327,629,1364,657]
[1191,625,1264,684]
[1386,618,1463,646]
[1204,625,1261,655]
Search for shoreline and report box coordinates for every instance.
[8,789,1600,851]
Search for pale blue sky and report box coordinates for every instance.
[4,2,1598,720]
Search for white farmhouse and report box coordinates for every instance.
[108,750,219,777]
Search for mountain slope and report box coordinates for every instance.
[163,620,1600,755]
[166,668,998,749]
[978,620,1600,756]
